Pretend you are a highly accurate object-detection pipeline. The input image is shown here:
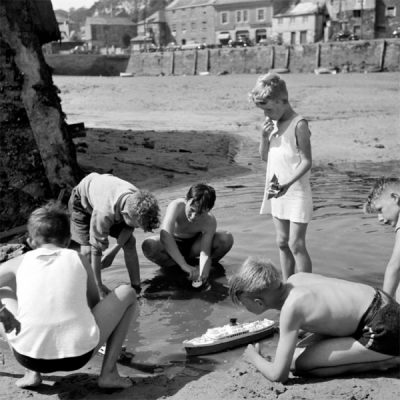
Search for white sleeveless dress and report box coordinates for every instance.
[260,114,313,223]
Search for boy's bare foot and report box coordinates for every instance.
[16,371,42,388]
[98,373,133,389]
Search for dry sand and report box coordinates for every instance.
[1,72,400,399]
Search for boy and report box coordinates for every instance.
[364,178,400,302]
[0,202,137,389]
[69,172,160,297]
[229,257,400,383]
[142,183,233,284]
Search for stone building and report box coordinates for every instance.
[165,0,217,46]
[214,0,274,44]
[84,16,136,52]
[273,1,327,44]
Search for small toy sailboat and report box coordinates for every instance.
[267,174,280,199]
[183,318,277,356]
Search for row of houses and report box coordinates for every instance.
[54,0,400,53]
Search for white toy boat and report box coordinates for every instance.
[183,318,277,356]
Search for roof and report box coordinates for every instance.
[166,0,215,10]
[85,16,134,26]
[136,10,166,24]
[274,2,320,17]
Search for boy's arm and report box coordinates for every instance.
[160,201,197,278]
[243,304,302,382]
[278,120,312,196]
[383,229,400,297]
[198,217,217,280]
[259,117,274,162]
[79,253,100,308]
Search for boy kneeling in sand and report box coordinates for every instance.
[0,202,137,389]
[229,257,400,383]
[364,178,400,302]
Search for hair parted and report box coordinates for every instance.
[364,177,400,214]
[27,201,71,246]
[249,73,288,104]
[186,183,216,212]
[229,257,281,305]
[124,191,160,232]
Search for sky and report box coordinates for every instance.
[51,0,97,11]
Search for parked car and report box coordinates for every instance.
[392,28,400,38]
[257,38,274,46]
[228,37,253,48]
[334,31,359,41]
[70,45,89,54]
[181,42,206,50]
[165,42,181,51]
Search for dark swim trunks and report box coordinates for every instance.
[352,289,400,356]
[174,234,200,261]
[13,348,94,373]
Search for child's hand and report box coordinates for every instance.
[183,265,198,281]
[0,307,21,335]
[243,343,261,364]
[276,183,290,198]
[261,118,275,140]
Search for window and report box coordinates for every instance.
[221,12,228,24]
[302,16,308,23]
[290,31,296,44]
[278,18,283,25]
[202,21,207,31]
[236,10,241,23]
[243,10,248,22]
[172,24,176,31]
[386,6,396,17]
[257,8,265,21]
[191,22,196,30]
[353,10,361,18]
[290,17,295,24]
[300,30,307,44]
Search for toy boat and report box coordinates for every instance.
[183,318,277,356]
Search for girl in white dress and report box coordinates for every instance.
[250,73,313,280]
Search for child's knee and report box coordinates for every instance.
[276,236,289,250]
[215,231,234,251]
[289,238,306,254]
[141,237,159,258]
[115,284,136,306]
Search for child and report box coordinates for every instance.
[142,183,233,285]
[69,172,160,297]
[250,73,312,280]
[364,178,400,301]
[0,202,137,389]
[229,257,400,383]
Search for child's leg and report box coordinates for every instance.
[294,336,400,377]
[0,288,42,388]
[273,217,295,281]
[92,284,137,389]
[289,222,312,273]
[142,236,176,267]
[189,231,234,262]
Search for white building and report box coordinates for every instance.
[272,2,326,44]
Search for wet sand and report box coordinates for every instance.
[1,72,399,399]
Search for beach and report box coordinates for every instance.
[1,72,400,399]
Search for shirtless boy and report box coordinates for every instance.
[364,178,400,301]
[229,257,400,383]
[142,183,233,284]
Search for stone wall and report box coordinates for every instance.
[125,39,400,76]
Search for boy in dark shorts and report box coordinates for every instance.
[142,183,233,285]
[229,257,400,383]
[69,173,160,297]
[0,202,137,389]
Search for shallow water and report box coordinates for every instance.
[103,161,398,374]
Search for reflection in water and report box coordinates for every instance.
[106,161,398,373]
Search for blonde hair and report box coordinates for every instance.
[28,201,70,246]
[249,73,288,104]
[124,191,160,232]
[364,177,400,214]
[229,257,281,305]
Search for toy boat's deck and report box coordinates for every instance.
[184,323,277,356]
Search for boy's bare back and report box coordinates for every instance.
[284,273,375,336]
